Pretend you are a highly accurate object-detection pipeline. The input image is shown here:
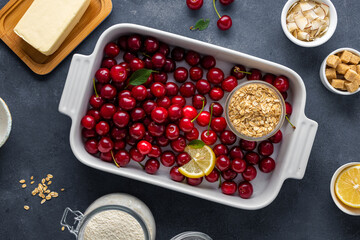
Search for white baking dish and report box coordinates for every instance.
[59,23,318,210]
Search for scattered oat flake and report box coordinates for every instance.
[45,177,49,181]
[19,179,25,183]
[30,176,34,180]
[40,199,46,204]
[61,188,65,192]
[61,226,65,231]
[24,205,30,210]
[22,184,27,188]
[30,181,35,185]
[47,174,53,179]
[48,181,52,185]
[41,179,45,184]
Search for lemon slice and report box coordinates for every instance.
[178,145,216,178]
[335,165,360,208]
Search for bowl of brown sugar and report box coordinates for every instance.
[225,81,286,141]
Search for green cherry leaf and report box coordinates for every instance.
[190,18,210,31]
[188,139,206,149]
[128,69,157,86]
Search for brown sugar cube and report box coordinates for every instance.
[331,79,345,89]
[349,65,357,72]
[325,68,337,80]
[357,65,360,74]
[326,55,341,68]
[349,54,360,65]
[336,64,350,75]
[340,50,353,63]
[344,69,358,82]
[353,74,360,85]
[345,81,359,93]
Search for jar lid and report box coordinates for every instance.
[170,231,212,240]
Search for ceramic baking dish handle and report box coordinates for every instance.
[285,115,318,180]
[59,54,92,118]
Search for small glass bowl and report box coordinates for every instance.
[225,80,286,142]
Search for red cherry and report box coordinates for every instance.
[165,82,179,96]
[118,96,136,111]
[123,52,137,63]
[192,94,206,109]
[82,128,97,139]
[95,68,110,83]
[100,152,112,162]
[258,141,274,156]
[229,146,244,159]
[176,152,191,166]
[201,55,216,69]
[247,69,262,80]
[118,36,128,50]
[171,136,187,152]
[158,42,170,57]
[185,50,200,66]
[150,82,167,98]
[239,139,257,151]
[269,130,282,143]
[145,158,160,174]
[196,79,211,95]
[129,58,145,72]
[179,117,194,132]
[196,111,211,127]
[101,58,117,69]
[186,0,203,10]
[281,92,288,100]
[238,181,253,199]
[171,95,186,107]
[221,76,238,92]
[156,135,169,147]
[210,103,223,117]
[220,130,237,145]
[98,137,114,153]
[263,73,275,84]
[216,155,231,171]
[221,169,237,181]
[205,169,220,182]
[95,121,110,136]
[114,140,126,151]
[152,53,166,69]
[259,157,276,173]
[127,34,142,52]
[166,124,180,140]
[129,123,146,140]
[89,95,104,109]
[201,130,217,145]
[231,158,247,173]
[144,37,159,53]
[242,165,257,181]
[174,67,188,83]
[137,140,152,155]
[273,76,290,92]
[114,150,131,167]
[221,181,237,195]
[100,103,116,119]
[130,147,145,162]
[86,109,101,123]
[151,107,168,124]
[189,67,203,81]
[210,117,227,132]
[153,72,168,84]
[170,166,185,182]
[213,144,229,157]
[217,15,232,30]
[187,177,203,186]
[111,127,127,140]
[171,47,185,61]
[182,105,198,119]
[156,96,171,108]
[85,139,98,154]
[285,102,292,115]
[209,87,224,101]
[168,104,182,121]
[185,128,199,141]
[207,68,224,84]
[231,65,247,79]
[104,42,120,58]
[163,59,176,72]
[110,65,128,83]
[81,115,95,129]
[101,84,117,99]
[179,82,196,98]
[245,152,260,165]
[160,151,176,167]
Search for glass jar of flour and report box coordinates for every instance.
[61,193,156,240]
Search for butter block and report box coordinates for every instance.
[14,0,90,56]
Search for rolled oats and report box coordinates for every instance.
[228,83,282,138]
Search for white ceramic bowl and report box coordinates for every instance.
[0,98,12,148]
[320,48,360,95]
[330,162,360,216]
[59,24,318,210]
[281,0,338,47]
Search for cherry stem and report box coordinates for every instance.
[138,162,145,169]
[285,115,296,129]
[207,103,214,136]
[218,173,222,188]
[111,151,120,168]
[93,78,99,98]
[213,0,221,19]
[234,66,252,75]
[191,98,205,123]
[141,52,151,58]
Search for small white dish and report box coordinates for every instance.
[0,98,12,147]
[281,0,338,48]
[320,48,360,95]
[330,162,360,216]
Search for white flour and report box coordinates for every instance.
[83,210,145,240]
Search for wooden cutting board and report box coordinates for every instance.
[0,0,112,75]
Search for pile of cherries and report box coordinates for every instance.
[80,34,293,199]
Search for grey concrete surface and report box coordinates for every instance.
[0,0,360,239]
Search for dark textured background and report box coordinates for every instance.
[1,0,360,239]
